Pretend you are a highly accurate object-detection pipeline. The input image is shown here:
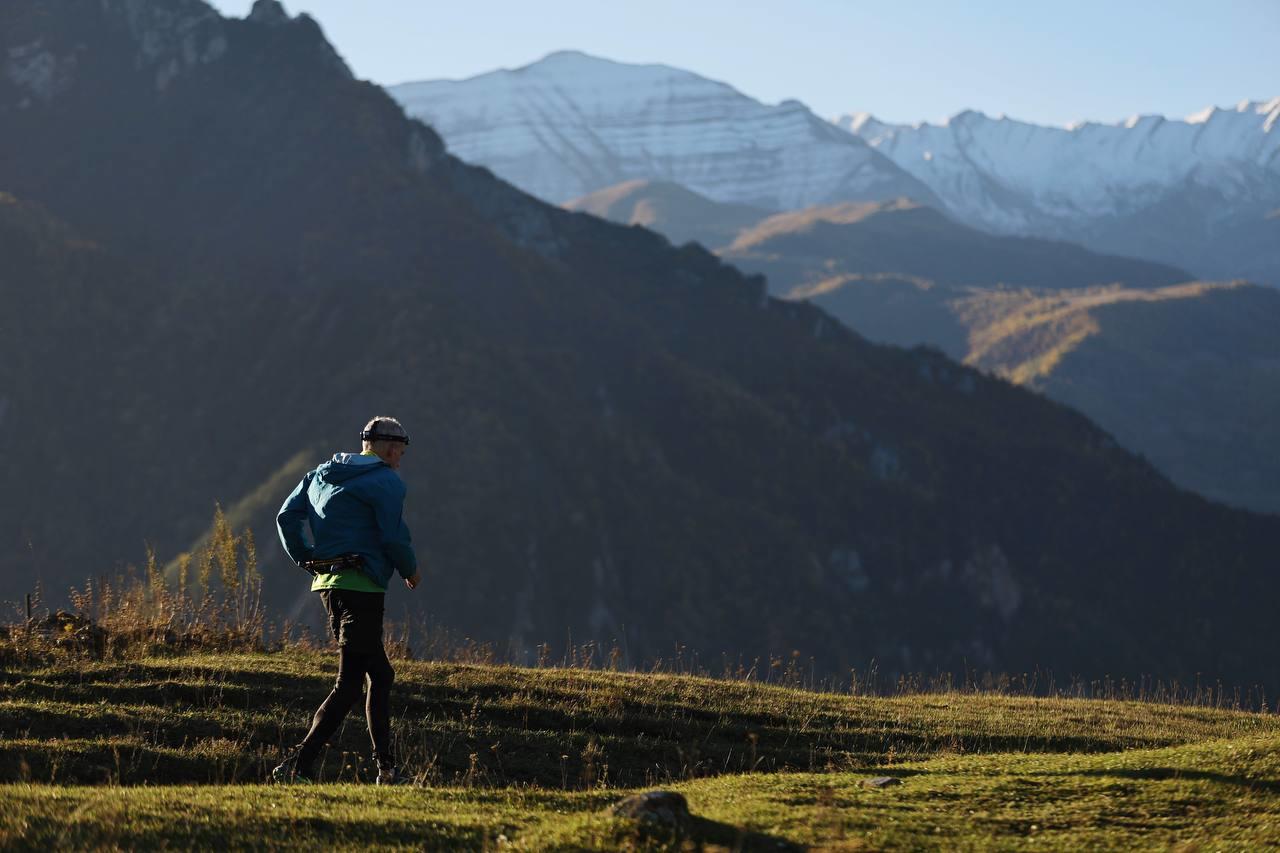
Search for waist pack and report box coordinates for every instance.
[302,553,366,577]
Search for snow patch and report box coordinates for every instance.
[1185,105,1216,125]
[841,112,876,133]
[842,98,1280,234]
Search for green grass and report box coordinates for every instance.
[2,650,1278,849]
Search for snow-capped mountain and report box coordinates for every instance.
[391,50,1277,284]
[390,51,935,211]
[839,101,1280,284]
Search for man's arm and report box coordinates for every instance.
[276,473,316,567]
[373,477,418,584]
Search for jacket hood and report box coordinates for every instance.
[316,452,385,484]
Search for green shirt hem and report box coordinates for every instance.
[310,567,386,593]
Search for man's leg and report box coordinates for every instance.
[295,645,369,771]
[364,645,396,769]
[276,591,355,781]
[336,590,397,773]
[280,589,395,781]
[290,590,368,776]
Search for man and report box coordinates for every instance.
[272,416,420,785]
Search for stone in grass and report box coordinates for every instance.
[609,790,691,829]
[862,776,904,788]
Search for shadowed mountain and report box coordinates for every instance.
[572,181,1280,514]
[2,0,1279,689]
[745,248,1280,516]
[952,281,1280,514]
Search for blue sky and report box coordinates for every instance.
[209,0,1279,126]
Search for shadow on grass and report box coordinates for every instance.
[6,656,1256,788]
[691,815,804,851]
[632,815,803,852]
[1063,767,1280,793]
[33,812,494,852]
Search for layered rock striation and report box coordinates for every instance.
[390,51,936,210]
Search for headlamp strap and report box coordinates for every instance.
[360,430,409,446]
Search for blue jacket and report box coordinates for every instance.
[276,453,417,589]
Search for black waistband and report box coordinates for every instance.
[303,553,365,574]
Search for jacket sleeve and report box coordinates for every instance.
[375,476,418,578]
[276,473,315,566]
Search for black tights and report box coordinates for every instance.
[296,589,395,770]
[298,644,395,768]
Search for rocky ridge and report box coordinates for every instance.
[390,51,936,210]
[840,101,1280,283]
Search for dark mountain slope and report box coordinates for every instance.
[1,0,1278,686]
[953,282,1280,514]
[572,182,1280,515]
[771,272,1280,516]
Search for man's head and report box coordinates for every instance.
[361,416,409,470]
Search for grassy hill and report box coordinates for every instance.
[2,648,1278,850]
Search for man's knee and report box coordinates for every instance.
[333,669,364,697]
[369,656,394,688]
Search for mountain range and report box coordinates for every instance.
[393,54,1280,286]
[842,103,1280,286]
[4,0,1279,689]
[390,51,936,211]
[570,180,1280,515]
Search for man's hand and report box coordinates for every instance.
[405,572,421,590]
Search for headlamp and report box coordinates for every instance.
[361,430,410,446]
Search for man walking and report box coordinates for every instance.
[272,416,420,784]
